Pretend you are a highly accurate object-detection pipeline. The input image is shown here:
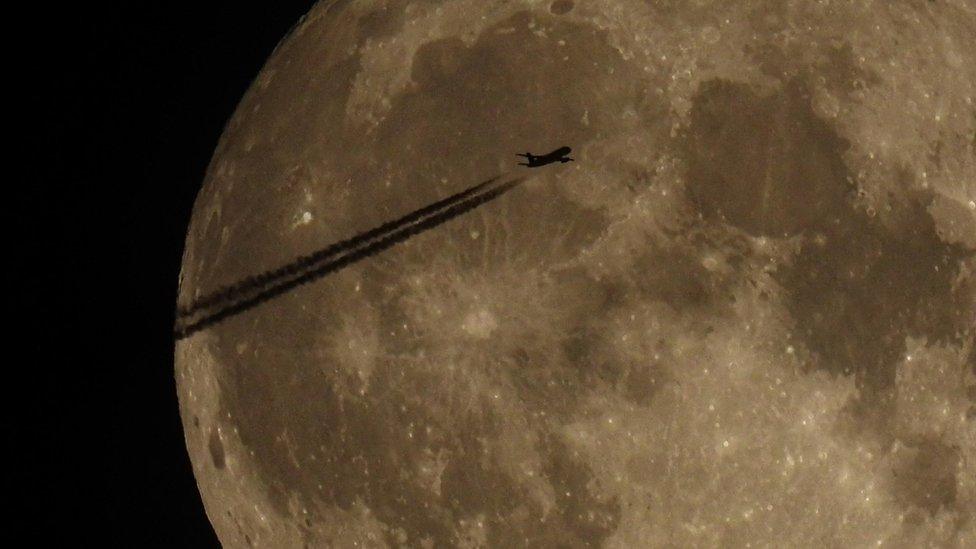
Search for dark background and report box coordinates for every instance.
[68,1,317,544]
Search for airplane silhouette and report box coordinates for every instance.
[517,146,574,167]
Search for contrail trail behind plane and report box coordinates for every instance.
[174,174,524,339]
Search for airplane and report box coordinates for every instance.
[517,146,574,167]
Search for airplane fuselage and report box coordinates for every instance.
[517,146,573,167]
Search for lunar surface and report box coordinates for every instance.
[176,0,976,546]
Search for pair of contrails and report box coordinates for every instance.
[173,147,572,340]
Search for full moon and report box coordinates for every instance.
[176,0,976,546]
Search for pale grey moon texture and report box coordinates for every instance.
[176,0,976,546]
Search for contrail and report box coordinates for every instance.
[174,175,524,340]
[177,174,505,318]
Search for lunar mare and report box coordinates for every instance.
[177,0,976,546]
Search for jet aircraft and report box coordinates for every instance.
[517,146,574,167]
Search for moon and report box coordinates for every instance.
[176,0,976,546]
